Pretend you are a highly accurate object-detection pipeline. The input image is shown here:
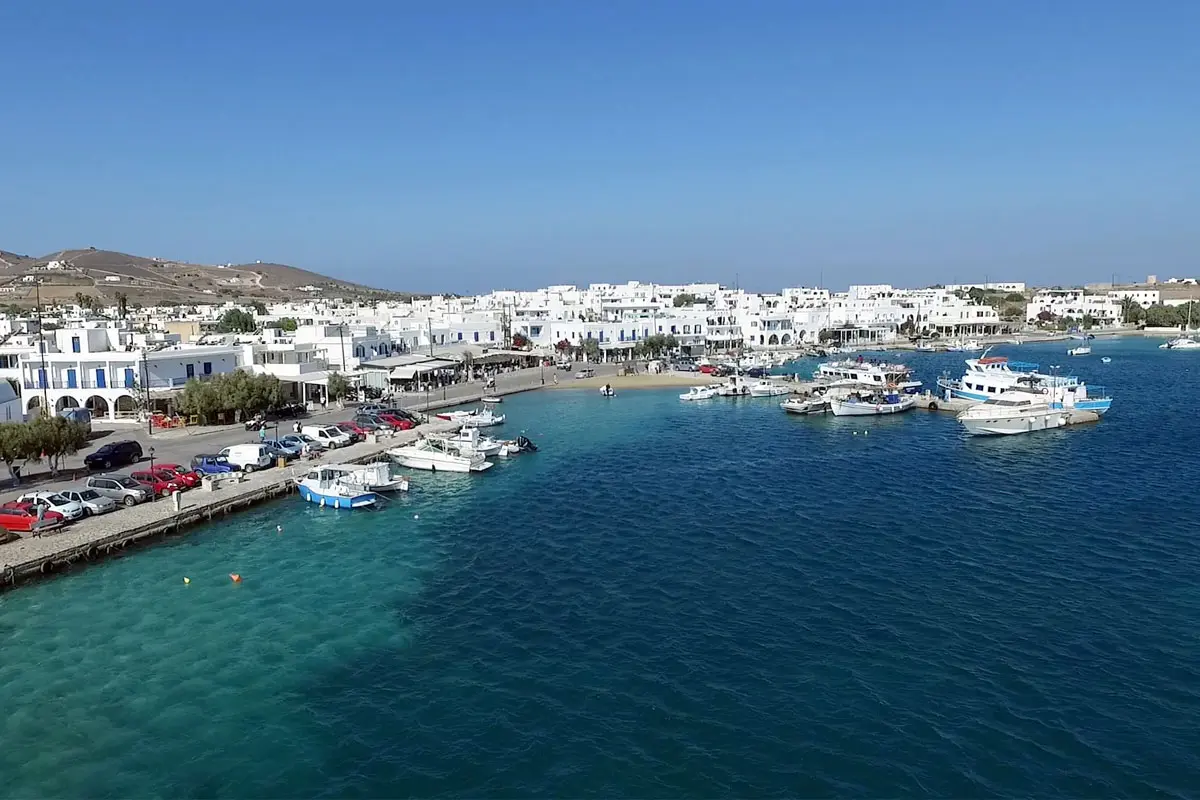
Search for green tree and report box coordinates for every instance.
[114,292,129,319]
[279,317,298,332]
[581,336,600,361]
[0,423,34,483]
[1144,304,1181,328]
[177,371,283,423]
[1081,314,1095,330]
[673,293,698,307]
[250,301,268,315]
[818,329,835,343]
[215,309,257,333]
[1119,297,1144,324]
[327,372,350,403]
[1004,292,1025,302]
[25,416,89,476]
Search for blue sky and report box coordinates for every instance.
[1,0,1196,292]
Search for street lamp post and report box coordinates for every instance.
[34,280,49,416]
[148,447,156,500]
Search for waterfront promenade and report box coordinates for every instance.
[0,363,619,589]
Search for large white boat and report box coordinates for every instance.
[679,385,719,401]
[957,390,1071,436]
[780,396,830,415]
[1160,336,1200,350]
[436,407,506,427]
[323,462,409,492]
[829,392,917,416]
[815,359,922,393]
[748,380,790,397]
[388,437,493,472]
[936,351,1112,414]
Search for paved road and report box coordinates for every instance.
[0,361,618,502]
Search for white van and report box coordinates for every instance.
[301,425,353,449]
[219,444,274,472]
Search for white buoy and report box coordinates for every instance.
[414,514,420,520]
[276,525,283,533]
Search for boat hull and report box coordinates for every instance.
[942,384,1112,415]
[959,412,1069,436]
[780,399,830,414]
[297,484,378,509]
[829,397,916,416]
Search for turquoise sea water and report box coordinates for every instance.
[2,337,1199,797]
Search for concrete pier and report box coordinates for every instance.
[0,418,461,591]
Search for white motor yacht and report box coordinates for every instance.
[388,437,492,472]
[957,390,1071,436]
[679,386,719,401]
[936,351,1112,415]
[1160,336,1200,350]
[829,392,917,416]
[1067,345,1091,356]
[748,380,790,397]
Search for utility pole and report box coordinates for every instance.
[427,317,434,357]
[34,280,48,415]
[142,351,152,435]
[337,322,347,372]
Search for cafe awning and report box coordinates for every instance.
[388,359,459,380]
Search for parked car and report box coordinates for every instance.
[218,444,274,472]
[130,470,181,498]
[154,464,201,489]
[86,474,152,506]
[355,414,395,432]
[698,364,717,374]
[672,361,699,372]
[334,421,367,442]
[379,407,420,423]
[16,491,86,522]
[83,439,143,471]
[280,434,325,453]
[268,403,308,420]
[358,403,386,415]
[376,412,415,431]
[301,425,353,449]
[0,502,65,535]
[262,441,301,462]
[60,487,118,517]
[191,454,237,475]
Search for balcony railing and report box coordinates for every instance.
[22,373,218,391]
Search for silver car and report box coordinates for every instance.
[61,487,119,517]
[85,474,151,507]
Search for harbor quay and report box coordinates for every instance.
[0,364,605,592]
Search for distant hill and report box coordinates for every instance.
[0,247,416,307]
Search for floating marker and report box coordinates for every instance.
[277,525,283,533]
[229,573,242,583]
[183,577,190,585]
[414,514,420,520]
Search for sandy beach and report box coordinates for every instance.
[546,372,721,390]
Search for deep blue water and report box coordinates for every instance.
[2,337,1199,797]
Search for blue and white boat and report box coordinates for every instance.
[297,465,379,509]
[937,351,1113,415]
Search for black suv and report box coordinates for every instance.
[84,440,144,471]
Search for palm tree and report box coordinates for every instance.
[115,292,128,320]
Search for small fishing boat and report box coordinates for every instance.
[1067,345,1091,356]
[1101,357,1112,363]
[324,462,409,492]
[297,465,379,509]
[679,386,719,401]
[445,426,507,458]
[481,396,503,404]
[599,384,616,397]
[829,392,917,416]
[780,396,830,415]
[462,408,506,427]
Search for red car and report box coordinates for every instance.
[334,421,368,441]
[0,501,65,535]
[376,412,415,430]
[155,463,201,488]
[699,364,717,374]
[130,470,181,497]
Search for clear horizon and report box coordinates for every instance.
[1,0,1196,294]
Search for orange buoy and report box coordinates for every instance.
[229,573,242,583]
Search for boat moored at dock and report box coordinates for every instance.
[748,380,790,397]
[829,392,917,416]
[388,437,493,472]
[679,386,719,401]
[780,396,830,415]
[956,390,1070,436]
[815,359,922,394]
[297,466,380,509]
[323,462,410,492]
[937,351,1112,414]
